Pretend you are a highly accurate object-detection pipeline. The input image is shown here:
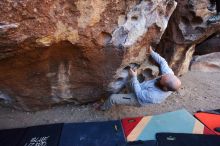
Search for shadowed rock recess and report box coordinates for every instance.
[0,0,219,111]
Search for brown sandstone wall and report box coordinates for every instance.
[0,0,177,111]
[2,0,220,111]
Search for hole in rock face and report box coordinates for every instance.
[124,66,131,70]
[97,32,112,46]
[142,68,154,80]
[191,16,203,25]
[195,27,205,32]
[143,68,151,75]
[129,63,140,70]
[158,9,164,16]
[117,77,124,81]
[181,16,190,25]
[124,63,140,71]
[137,73,145,83]
[131,15,138,21]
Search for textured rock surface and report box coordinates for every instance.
[0,0,177,111]
[158,0,220,76]
[190,52,220,72]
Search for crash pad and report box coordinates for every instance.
[122,109,208,141]
[199,109,220,115]
[122,140,156,146]
[156,133,220,146]
[0,128,26,146]
[211,109,220,114]
[59,120,125,146]
[18,123,63,146]
[195,112,220,135]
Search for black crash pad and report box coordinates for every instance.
[18,123,63,146]
[59,120,126,146]
[200,109,220,115]
[0,128,26,146]
[156,133,220,146]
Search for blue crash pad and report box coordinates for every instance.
[123,140,157,146]
[59,120,126,146]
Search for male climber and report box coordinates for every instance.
[100,46,181,110]
[207,0,220,24]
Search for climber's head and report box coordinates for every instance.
[157,73,181,91]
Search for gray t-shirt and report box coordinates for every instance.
[131,51,174,105]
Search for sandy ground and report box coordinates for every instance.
[0,71,220,130]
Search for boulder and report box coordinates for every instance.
[158,0,220,76]
[0,0,177,111]
[190,52,220,72]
